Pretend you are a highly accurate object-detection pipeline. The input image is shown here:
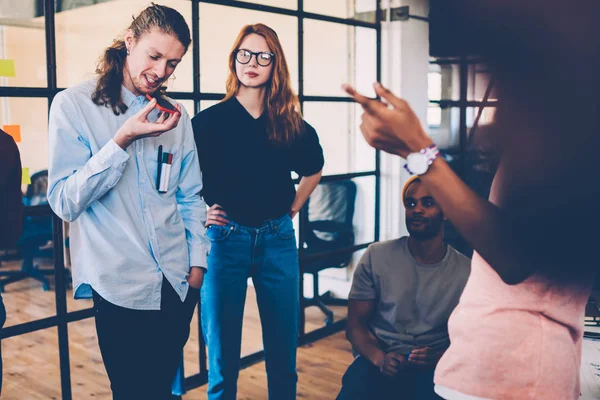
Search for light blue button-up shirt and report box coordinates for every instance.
[48,79,210,310]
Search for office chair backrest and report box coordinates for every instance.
[24,170,48,207]
[303,180,357,255]
[19,170,52,246]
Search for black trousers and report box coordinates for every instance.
[92,278,199,400]
[0,293,5,395]
[337,355,443,400]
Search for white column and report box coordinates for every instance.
[379,0,430,241]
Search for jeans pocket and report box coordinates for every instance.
[275,217,295,240]
[206,225,233,242]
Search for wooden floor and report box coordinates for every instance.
[0,259,351,399]
[4,259,600,400]
[182,332,352,400]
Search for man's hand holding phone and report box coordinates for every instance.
[114,95,182,150]
[378,351,408,377]
[145,93,180,115]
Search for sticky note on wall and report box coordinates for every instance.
[3,125,21,143]
[0,59,16,77]
[22,167,31,185]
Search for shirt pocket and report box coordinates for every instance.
[146,144,180,196]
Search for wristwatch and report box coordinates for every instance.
[404,144,440,176]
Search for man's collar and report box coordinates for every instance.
[121,85,145,108]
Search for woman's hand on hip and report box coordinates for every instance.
[206,204,229,227]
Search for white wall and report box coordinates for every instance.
[379,0,430,241]
[0,0,36,18]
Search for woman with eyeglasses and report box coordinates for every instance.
[191,23,324,400]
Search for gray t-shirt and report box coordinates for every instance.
[349,237,471,354]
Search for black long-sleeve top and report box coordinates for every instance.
[0,130,23,249]
[192,97,324,227]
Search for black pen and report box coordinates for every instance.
[156,145,163,190]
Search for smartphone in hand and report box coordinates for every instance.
[146,93,179,115]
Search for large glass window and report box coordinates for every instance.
[54,0,194,92]
[0,97,54,327]
[0,2,381,398]
[303,102,375,175]
[0,97,48,174]
[245,0,297,9]
[304,20,376,97]
[428,105,497,151]
[0,4,47,88]
[428,58,498,255]
[199,3,298,94]
[427,62,498,102]
[304,0,377,22]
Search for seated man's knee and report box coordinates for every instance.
[414,368,442,400]
[337,356,379,400]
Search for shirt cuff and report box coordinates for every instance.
[189,246,208,271]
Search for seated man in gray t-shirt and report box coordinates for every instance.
[337,176,471,400]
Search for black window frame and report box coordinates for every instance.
[0,1,382,397]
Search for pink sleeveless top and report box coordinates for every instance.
[434,166,592,399]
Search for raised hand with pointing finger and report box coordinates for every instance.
[342,82,432,158]
[46,5,210,398]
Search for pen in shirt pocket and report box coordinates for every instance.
[156,145,163,191]
[159,152,173,193]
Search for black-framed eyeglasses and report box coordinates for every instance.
[235,49,274,67]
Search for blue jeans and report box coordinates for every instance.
[337,356,442,400]
[201,214,299,400]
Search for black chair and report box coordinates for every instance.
[585,276,600,327]
[301,180,357,325]
[586,297,600,326]
[0,170,54,292]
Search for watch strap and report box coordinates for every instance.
[404,144,440,175]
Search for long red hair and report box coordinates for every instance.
[223,24,303,143]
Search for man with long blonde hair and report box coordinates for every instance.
[48,4,209,398]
